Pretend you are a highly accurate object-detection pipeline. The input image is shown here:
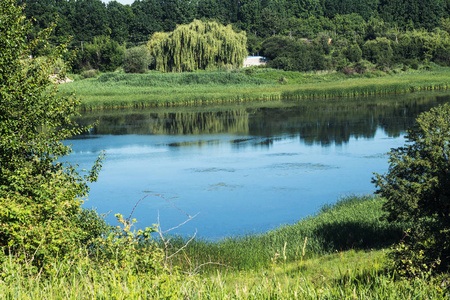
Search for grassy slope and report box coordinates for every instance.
[165,195,406,272]
[59,67,450,109]
[1,196,447,298]
[3,250,446,299]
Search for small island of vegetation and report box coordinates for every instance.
[1,0,450,298]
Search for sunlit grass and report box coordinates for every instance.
[59,67,450,109]
[2,248,447,299]
[1,195,447,299]
[162,195,407,273]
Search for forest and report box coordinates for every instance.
[18,0,450,74]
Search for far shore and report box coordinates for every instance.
[58,66,450,110]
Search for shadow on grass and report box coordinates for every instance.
[311,221,405,252]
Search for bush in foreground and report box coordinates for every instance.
[0,0,165,276]
[373,103,450,275]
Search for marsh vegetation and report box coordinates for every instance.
[60,66,450,109]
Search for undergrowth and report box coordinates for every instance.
[1,195,448,299]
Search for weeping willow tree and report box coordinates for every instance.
[147,20,248,72]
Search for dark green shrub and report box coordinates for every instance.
[124,46,152,73]
[403,59,420,70]
[363,37,393,67]
[353,59,374,73]
[344,43,362,63]
[262,36,318,72]
[373,104,450,274]
[78,35,125,72]
[82,68,100,79]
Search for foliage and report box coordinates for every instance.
[363,37,394,67]
[147,19,247,72]
[373,103,450,274]
[0,214,181,298]
[0,1,174,278]
[81,68,100,79]
[88,214,164,273]
[106,0,134,44]
[343,43,362,62]
[123,45,152,73]
[0,0,107,268]
[77,35,125,72]
[16,0,450,75]
[262,36,327,72]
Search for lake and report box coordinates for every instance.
[67,91,450,240]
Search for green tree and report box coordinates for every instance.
[237,0,262,33]
[362,37,393,67]
[129,0,164,44]
[147,19,247,72]
[378,0,445,30]
[395,30,436,62]
[124,45,152,73]
[19,0,73,54]
[161,0,196,32]
[78,35,125,72]
[333,13,366,40]
[343,42,362,62]
[258,7,287,37]
[107,0,134,44]
[262,36,319,71]
[68,0,109,42]
[322,0,378,20]
[373,104,450,274]
[287,0,322,19]
[0,0,104,267]
[364,16,388,41]
[197,0,221,21]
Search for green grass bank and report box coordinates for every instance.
[59,66,450,110]
[163,195,407,272]
[2,195,448,298]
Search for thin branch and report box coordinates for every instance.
[162,212,200,234]
[153,193,194,219]
[127,194,152,222]
[128,193,195,222]
[166,230,197,260]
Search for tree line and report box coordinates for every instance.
[18,0,450,73]
[20,0,450,46]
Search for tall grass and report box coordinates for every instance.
[1,195,447,299]
[2,248,447,299]
[282,69,450,99]
[164,195,407,272]
[59,67,450,110]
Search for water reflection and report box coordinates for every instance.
[68,91,450,239]
[74,91,450,146]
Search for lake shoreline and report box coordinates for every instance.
[59,66,450,110]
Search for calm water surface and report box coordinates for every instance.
[67,92,450,239]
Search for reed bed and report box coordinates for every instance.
[59,67,450,110]
[283,69,450,99]
[163,195,407,272]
